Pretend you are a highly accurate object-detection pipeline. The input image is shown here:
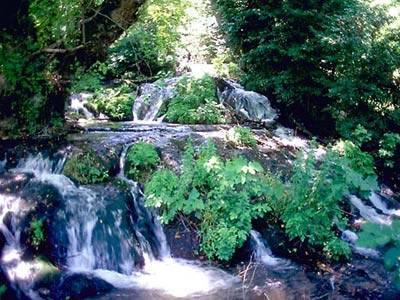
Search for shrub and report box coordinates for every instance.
[281,143,378,260]
[216,0,400,136]
[145,141,276,260]
[226,126,257,147]
[125,142,160,182]
[63,150,109,185]
[379,133,400,168]
[87,84,135,121]
[165,75,226,124]
[70,62,108,93]
[146,138,380,261]
[357,220,400,286]
[107,0,187,79]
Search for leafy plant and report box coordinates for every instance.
[379,133,400,168]
[87,84,135,121]
[70,62,108,93]
[30,219,45,249]
[125,142,160,182]
[107,0,187,79]
[165,75,225,124]
[63,150,109,184]
[226,126,257,147]
[357,220,400,286]
[281,143,378,260]
[145,141,277,260]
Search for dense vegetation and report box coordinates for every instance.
[0,0,144,136]
[63,150,110,184]
[215,0,400,186]
[164,75,226,124]
[125,142,160,182]
[145,139,377,261]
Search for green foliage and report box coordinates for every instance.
[216,0,400,136]
[379,133,400,168]
[357,220,400,286]
[63,150,109,184]
[146,141,277,260]
[107,0,187,79]
[351,125,373,147]
[226,126,257,147]
[281,142,378,260]
[30,219,45,249]
[332,140,376,179]
[125,142,160,182]
[70,62,108,93]
[165,75,225,124]
[87,84,135,121]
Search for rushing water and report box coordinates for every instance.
[249,230,283,267]
[0,152,238,299]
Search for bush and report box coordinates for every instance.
[125,142,160,182]
[357,220,400,286]
[87,84,135,121]
[145,141,276,260]
[216,0,400,135]
[226,126,257,147]
[165,75,226,124]
[281,143,377,260]
[146,139,378,261]
[63,150,109,185]
[107,0,187,79]
[70,62,108,93]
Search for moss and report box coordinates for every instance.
[63,150,109,185]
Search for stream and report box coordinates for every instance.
[0,119,399,299]
[1,0,400,297]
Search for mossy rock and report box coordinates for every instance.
[63,150,109,185]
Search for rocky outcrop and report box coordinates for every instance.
[216,78,278,124]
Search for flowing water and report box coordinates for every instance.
[249,230,284,267]
[0,152,238,299]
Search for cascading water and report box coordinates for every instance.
[91,145,238,298]
[349,195,394,225]
[1,152,238,299]
[250,230,284,267]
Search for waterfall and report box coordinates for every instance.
[0,152,238,298]
[0,193,44,299]
[250,230,283,267]
[132,78,179,123]
[69,93,95,119]
[349,195,393,225]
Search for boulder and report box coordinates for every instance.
[216,78,278,124]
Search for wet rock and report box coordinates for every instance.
[164,219,200,260]
[46,273,114,300]
[133,77,180,122]
[19,181,68,265]
[216,78,278,124]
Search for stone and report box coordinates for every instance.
[216,78,278,124]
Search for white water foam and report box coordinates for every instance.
[250,230,285,267]
[349,195,393,225]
